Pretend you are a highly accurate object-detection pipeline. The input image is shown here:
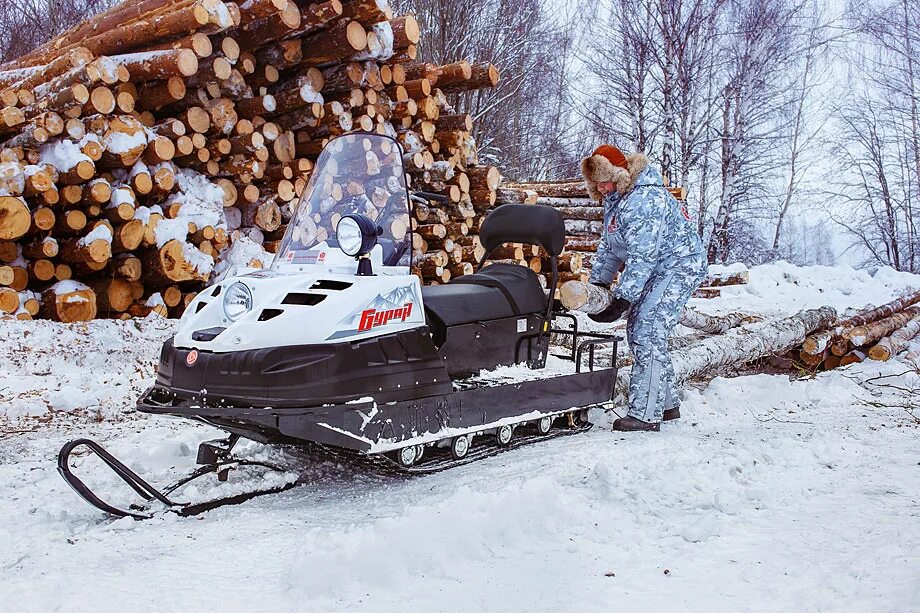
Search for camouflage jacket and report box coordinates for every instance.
[588,163,706,302]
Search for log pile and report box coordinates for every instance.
[796,289,920,370]
[0,0,504,321]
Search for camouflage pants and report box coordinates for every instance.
[625,258,707,423]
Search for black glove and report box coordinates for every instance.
[589,297,631,323]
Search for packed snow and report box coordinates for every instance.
[0,262,918,612]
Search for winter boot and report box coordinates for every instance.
[612,416,660,432]
[663,408,680,421]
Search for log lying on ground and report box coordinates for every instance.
[845,306,920,349]
[39,281,97,322]
[673,307,837,382]
[868,314,920,361]
[802,289,920,355]
[679,307,759,334]
[702,269,749,287]
[611,307,838,398]
[904,341,920,369]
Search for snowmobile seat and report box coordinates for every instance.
[422,264,546,328]
[422,282,515,327]
[449,264,546,314]
[422,205,563,330]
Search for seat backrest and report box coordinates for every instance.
[479,204,565,257]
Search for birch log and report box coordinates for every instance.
[802,289,920,355]
[867,314,920,361]
[611,307,838,399]
[844,306,920,348]
[904,341,920,369]
[672,307,837,382]
[679,307,757,334]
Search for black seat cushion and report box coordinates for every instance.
[451,264,546,315]
[422,283,514,327]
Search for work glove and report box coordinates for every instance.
[588,296,631,323]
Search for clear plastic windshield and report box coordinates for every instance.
[273,134,412,273]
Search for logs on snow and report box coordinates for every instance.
[797,289,920,368]
[0,0,505,320]
[608,306,837,397]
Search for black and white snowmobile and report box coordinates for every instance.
[59,134,620,518]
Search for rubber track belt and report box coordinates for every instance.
[57,438,295,519]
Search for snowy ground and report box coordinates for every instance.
[1,262,919,612]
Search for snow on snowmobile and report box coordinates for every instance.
[58,133,621,518]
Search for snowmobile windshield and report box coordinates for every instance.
[273,133,412,274]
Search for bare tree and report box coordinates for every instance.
[0,0,118,63]
[393,0,580,179]
[706,0,806,263]
[829,0,920,272]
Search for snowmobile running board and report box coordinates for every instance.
[57,437,296,519]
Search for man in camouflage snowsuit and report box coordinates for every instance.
[580,145,708,432]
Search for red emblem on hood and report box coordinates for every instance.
[358,303,414,332]
[186,350,199,366]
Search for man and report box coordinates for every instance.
[580,145,707,432]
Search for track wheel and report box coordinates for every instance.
[396,445,418,468]
[451,435,470,460]
[536,416,553,435]
[414,444,425,462]
[496,424,513,447]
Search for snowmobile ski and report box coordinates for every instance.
[57,437,296,519]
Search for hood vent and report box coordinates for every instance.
[258,309,284,321]
[282,293,326,306]
[192,327,225,341]
[310,280,352,291]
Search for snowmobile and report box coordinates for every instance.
[58,133,621,518]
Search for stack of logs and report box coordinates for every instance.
[796,289,920,370]
[0,0,505,321]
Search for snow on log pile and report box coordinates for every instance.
[0,0,504,321]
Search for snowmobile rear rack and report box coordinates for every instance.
[57,437,295,519]
[551,311,620,372]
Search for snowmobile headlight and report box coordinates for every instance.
[222,282,252,321]
[336,214,381,257]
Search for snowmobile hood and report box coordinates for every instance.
[176,270,426,353]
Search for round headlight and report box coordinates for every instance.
[336,216,364,256]
[222,282,252,321]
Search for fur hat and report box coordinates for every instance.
[581,145,630,201]
[581,146,650,201]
